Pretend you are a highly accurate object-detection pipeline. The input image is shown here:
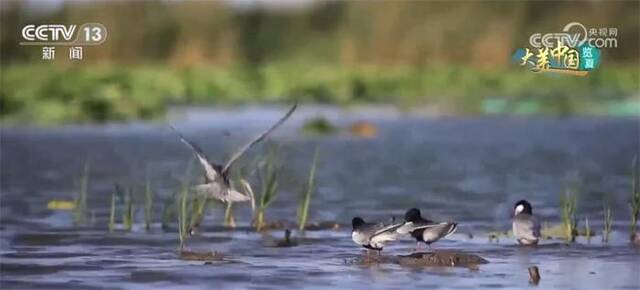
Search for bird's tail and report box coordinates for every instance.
[444,222,458,237]
[226,189,251,203]
[193,183,251,203]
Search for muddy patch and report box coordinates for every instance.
[348,251,489,268]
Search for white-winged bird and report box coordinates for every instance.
[397,208,457,251]
[351,217,405,257]
[169,103,297,204]
[512,200,541,245]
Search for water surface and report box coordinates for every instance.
[1,106,639,289]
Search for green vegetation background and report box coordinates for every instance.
[1,1,638,124]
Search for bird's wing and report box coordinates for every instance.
[369,222,405,244]
[169,125,221,182]
[222,103,297,174]
[396,221,446,234]
[514,214,540,240]
[532,216,541,237]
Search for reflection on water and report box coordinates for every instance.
[1,106,639,289]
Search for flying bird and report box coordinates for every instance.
[170,103,297,204]
[512,200,541,245]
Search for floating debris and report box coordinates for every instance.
[349,121,378,138]
[264,229,299,248]
[47,200,75,210]
[179,249,225,262]
[528,266,541,285]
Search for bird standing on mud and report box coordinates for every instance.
[512,200,541,245]
[398,208,457,251]
[170,103,297,204]
[351,217,406,256]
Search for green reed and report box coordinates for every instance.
[602,205,613,243]
[224,202,236,228]
[188,195,208,234]
[298,148,319,231]
[144,176,154,231]
[584,217,591,243]
[178,185,188,251]
[177,160,194,251]
[255,147,281,231]
[122,186,135,232]
[227,178,255,228]
[631,155,640,235]
[73,160,90,225]
[560,185,579,242]
[161,193,177,231]
[108,190,116,232]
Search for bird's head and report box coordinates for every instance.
[404,208,422,222]
[352,217,365,229]
[514,200,533,215]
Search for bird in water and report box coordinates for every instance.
[398,208,457,251]
[351,217,407,257]
[512,200,541,245]
[169,103,297,205]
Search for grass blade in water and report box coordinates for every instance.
[109,190,116,233]
[144,177,154,231]
[73,160,90,225]
[298,148,319,231]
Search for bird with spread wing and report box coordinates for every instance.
[169,104,297,205]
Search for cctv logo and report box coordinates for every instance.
[20,23,107,46]
[22,25,76,41]
[529,22,587,48]
[529,22,618,49]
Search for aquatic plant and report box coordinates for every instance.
[122,186,135,232]
[255,146,281,231]
[144,176,154,231]
[188,195,208,234]
[177,161,194,250]
[229,179,256,228]
[301,117,338,136]
[631,156,640,235]
[584,217,591,243]
[560,184,579,242]
[112,182,134,232]
[161,194,177,231]
[178,185,188,250]
[108,190,116,233]
[602,205,613,243]
[73,160,90,225]
[298,148,319,231]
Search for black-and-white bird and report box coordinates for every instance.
[398,208,457,251]
[512,200,541,245]
[351,217,405,255]
[170,103,297,204]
